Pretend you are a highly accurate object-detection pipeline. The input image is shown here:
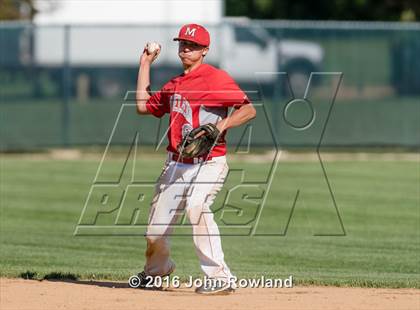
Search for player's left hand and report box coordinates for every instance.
[177,123,220,158]
[215,121,227,133]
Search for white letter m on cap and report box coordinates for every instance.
[185,27,196,37]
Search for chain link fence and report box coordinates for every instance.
[1,20,419,150]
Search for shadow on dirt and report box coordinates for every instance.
[19,271,169,290]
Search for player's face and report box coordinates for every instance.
[178,40,208,65]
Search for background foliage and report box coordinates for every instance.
[226,0,419,21]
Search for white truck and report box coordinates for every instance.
[15,1,324,97]
[219,18,324,95]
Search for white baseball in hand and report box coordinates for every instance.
[146,42,161,55]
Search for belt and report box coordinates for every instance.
[170,152,212,164]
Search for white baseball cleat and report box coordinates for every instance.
[195,281,235,295]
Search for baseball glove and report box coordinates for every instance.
[177,123,220,159]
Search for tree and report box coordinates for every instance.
[0,0,37,20]
[225,0,419,21]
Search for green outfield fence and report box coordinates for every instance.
[0,20,419,151]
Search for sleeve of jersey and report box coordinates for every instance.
[206,70,251,108]
[146,90,169,118]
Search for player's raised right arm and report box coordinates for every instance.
[136,46,159,114]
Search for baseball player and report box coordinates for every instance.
[135,23,256,295]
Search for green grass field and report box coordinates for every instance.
[0,155,419,288]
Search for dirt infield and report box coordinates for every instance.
[1,278,419,310]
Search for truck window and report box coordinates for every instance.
[233,26,267,49]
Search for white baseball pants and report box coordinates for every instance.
[144,154,235,282]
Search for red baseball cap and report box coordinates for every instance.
[173,23,210,47]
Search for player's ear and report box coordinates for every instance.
[202,47,209,57]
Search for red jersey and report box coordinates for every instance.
[146,64,250,157]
